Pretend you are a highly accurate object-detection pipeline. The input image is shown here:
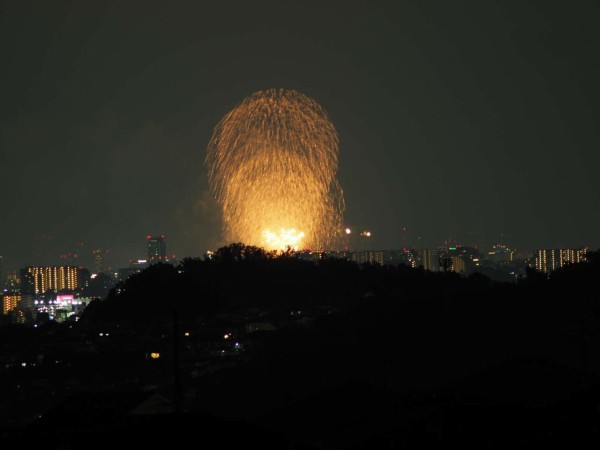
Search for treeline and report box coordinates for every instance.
[82,244,600,329]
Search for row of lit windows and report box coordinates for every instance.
[2,294,22,315]
[535,249,586,274]
[26,266,79,294]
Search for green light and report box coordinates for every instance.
[449,247,457,250]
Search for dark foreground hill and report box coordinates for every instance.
[3,246,600,448]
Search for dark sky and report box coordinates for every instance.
[1,0,599,272]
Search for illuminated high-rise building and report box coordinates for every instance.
[3,294,21,315]
[147,235,167,262]
[438,246,481,274]
[4,271,20,293]
[19,266,79,295]
[450,256,466,274]
[417,249,439,271]
[92,248,110,274]
[78,268,91,291]
[535,248,587,274]
[351,250,384,265]
[487,244,514,263]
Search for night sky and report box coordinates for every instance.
[1,0,599,272]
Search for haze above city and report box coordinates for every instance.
[1,1,599,272]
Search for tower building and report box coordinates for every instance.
[19,266,79,295]
[147,235,167,262]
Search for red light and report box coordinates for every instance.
[161,235,165,239]
[147,235,152,240]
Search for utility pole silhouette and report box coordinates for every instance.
[172,309,182,413]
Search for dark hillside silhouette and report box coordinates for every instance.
[4,246,600,448]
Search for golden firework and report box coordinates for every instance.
[206,88,344,251]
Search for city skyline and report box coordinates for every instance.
[1,1,599,273]
[0,226,595,275]
[0,230,591,280]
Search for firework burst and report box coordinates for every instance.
[206,88,344,251]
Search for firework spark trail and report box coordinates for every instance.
[206,89,345,251]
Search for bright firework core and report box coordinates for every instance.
[206,89,345,251]
[263,228,305,251]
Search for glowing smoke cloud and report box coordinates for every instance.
[206,89,345,251]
